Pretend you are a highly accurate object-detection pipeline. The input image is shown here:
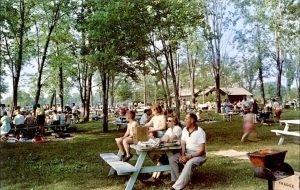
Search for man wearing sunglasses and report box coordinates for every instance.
[169,113,206,190]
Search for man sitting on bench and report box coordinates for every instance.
[169,113,206,190]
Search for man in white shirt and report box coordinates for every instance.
[139,108,151,125]
[14,111,25,126]
[169,113,206,190]
[13,111,25,134]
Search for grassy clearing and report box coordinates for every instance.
[0,109,299,190]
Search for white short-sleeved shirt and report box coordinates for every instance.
[139,113,148,125]
[181,127,206,154]
[14,114,25,125]
[273,101,281,109]
[165,125,182,139]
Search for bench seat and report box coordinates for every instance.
[100,153,136,175]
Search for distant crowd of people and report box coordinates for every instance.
[0,103,82,138]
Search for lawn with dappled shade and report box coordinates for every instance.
[0,109,299,190]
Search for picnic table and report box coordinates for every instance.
[219,112,238,122]
[271,119,300,145]
[100,144,181,190]
[113,116,127,131]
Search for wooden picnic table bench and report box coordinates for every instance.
[100,144,181,190]
[100,153,136,175]
[270,120,300,145]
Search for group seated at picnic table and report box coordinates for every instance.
[0,104,75,141]
[104,104,207,190]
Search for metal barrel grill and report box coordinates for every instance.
[247,149,295,190]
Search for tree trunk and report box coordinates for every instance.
[101,72,109,133]
[215,72,221,113]
[49,91,55,108]
[165,43,180,118]
[84,74,92,122]
[12,0,25,110]
[143,70,147,107]
[109,73,115,107]
[276,42,283,99]
[34,5,60,106]
[59,65,64,110]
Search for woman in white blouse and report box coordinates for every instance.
[145,105,166,138]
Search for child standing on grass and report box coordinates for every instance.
[241,111,259,142]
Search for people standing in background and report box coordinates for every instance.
[57,111,65,125]
[223,99,231,113]
[242,96,251,113]
[272,98,282,122]
[36,104,45,136]
[251,99,259,123]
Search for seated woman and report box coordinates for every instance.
[144,104,166,138]
[1,111,11,138]
[151,115,183,180]
[115,110,139,162]
[161,116,182,143]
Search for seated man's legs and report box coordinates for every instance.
[169,153,181,182]
[172,156,206,190]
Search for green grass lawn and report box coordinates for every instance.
[1,109,299,190]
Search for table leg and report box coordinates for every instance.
[125,152,147,190]
[108,150,123,176]
[278,123,290,145]
[278,136,285,145]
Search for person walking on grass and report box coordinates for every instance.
[115,110,139,162]
[241,110,259,142]
[169,113,206,190]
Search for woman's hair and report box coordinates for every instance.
[152,104,163,114]
[127,110,136,120]
[188,113,198,123]
[173,116,180,126]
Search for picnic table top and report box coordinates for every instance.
[279,120,300,125]
[130,144,181,151]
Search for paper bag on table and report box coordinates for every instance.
[132,126,149,144]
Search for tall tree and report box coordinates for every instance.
[149,0,204,117]
[1,0,34,110]
[33,0,70,107]
[203,0,229,112]
[88,0,152,132]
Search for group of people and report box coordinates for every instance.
[0,103,75,138]
[115,104,206,190]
